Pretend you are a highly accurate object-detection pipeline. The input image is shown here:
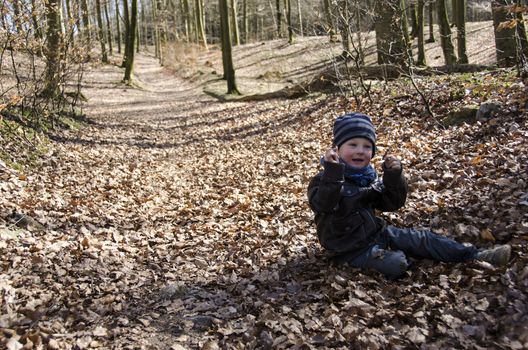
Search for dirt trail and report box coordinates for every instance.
[4,52,319,349]
[82,53,213,123]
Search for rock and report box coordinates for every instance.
[159,282,187,300]
[187,315,217,331]
[258,330,274,348]
[476,101,501,121]
[443,106,478,126]
[201,341,219,350]
[10,213,45,231]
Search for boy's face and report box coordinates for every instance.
[337,137,373,168]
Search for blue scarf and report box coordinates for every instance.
[342,161,378,187]
[320,157,378,187]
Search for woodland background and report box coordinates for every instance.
[1,0,528,349]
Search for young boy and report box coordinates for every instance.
[307,112,511,280]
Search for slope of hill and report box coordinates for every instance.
[165,21,496,99]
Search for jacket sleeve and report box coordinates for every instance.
[373,166,408,212]
[307,161,344,214]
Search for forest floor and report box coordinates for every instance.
[2,23,528,349]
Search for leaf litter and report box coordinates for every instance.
[1,54,527,349]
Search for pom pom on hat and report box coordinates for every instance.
[333,112,376,154]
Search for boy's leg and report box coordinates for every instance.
[384,226,478,263]
[347,244,409,280]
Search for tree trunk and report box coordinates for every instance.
[417,0,427,66]
[80,0,91,42]
[451,0,456,24]
[410,2,419,38]
[141,0,148,47]
[163,0,169,44]
[195,0,208,49]
[171,0,180,41]
[30,0,43,41]
[151,0,159,57]
[427,0,435,42]
[276,0,282,38]
[268,0,277,39]
[492,0,516,67]
[43,0,62,97]
[136,18,140,52]
[163,0,169,45]
[437,0,456,65]
[323,0,337,41]
[354,0,365,64]
[374,0,408,66]
[115,0,122,53]
[296,0,303,36]
[243,0,248,43]
[124,0,137,81]
[230,0,240,45]
[95,0,109,62]
[219,0,240,94]
[122,0,130,67]
[338,0,350,57]
[285,0,293,43]
[157,0,164,62]
[515,0,528,62]
[104,0,113,54]
[181,0,190,42]
[64,0,74,43]
[13,0,23,33]
[401,0,412,51]
[455,0,468,63]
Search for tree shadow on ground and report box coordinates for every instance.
[122,244,336,347]
[48,97,330,150]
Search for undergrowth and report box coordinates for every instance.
[0,108,86,170]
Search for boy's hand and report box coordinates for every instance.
[324,147,339,163]
[383,155,402,171]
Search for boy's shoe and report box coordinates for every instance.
[475,244,511,266]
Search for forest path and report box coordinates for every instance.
[82,52,215,127]
[33,52,320,348]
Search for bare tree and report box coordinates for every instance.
[323,0,337,41]
[427,0,435,43]
[374,0,408,66]
[95,0,109,62]
[276,0,282,38]
[116,0,122,53]
[437,0,456,65]
[455,0,468,63]
[43,0,62,96]
[195,0,208,49]
[337,0,350,58]
[410,2,419,38]
[219,0,240,94]
[242,0,249,43]
[296,0,303,36]
[231,0,240,45]
[80,0,91,42]
[417,0,427,66]
[124,0,137,81]
[30,0,43,44]
[104,0,114,54]
[492,0,525,68]
[181,0,191,41]
[284,0,294,43]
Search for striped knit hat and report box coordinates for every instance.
[333,113,376,154]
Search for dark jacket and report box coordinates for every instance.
[307,161,408,263]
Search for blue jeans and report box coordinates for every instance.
[347,226,478,279]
